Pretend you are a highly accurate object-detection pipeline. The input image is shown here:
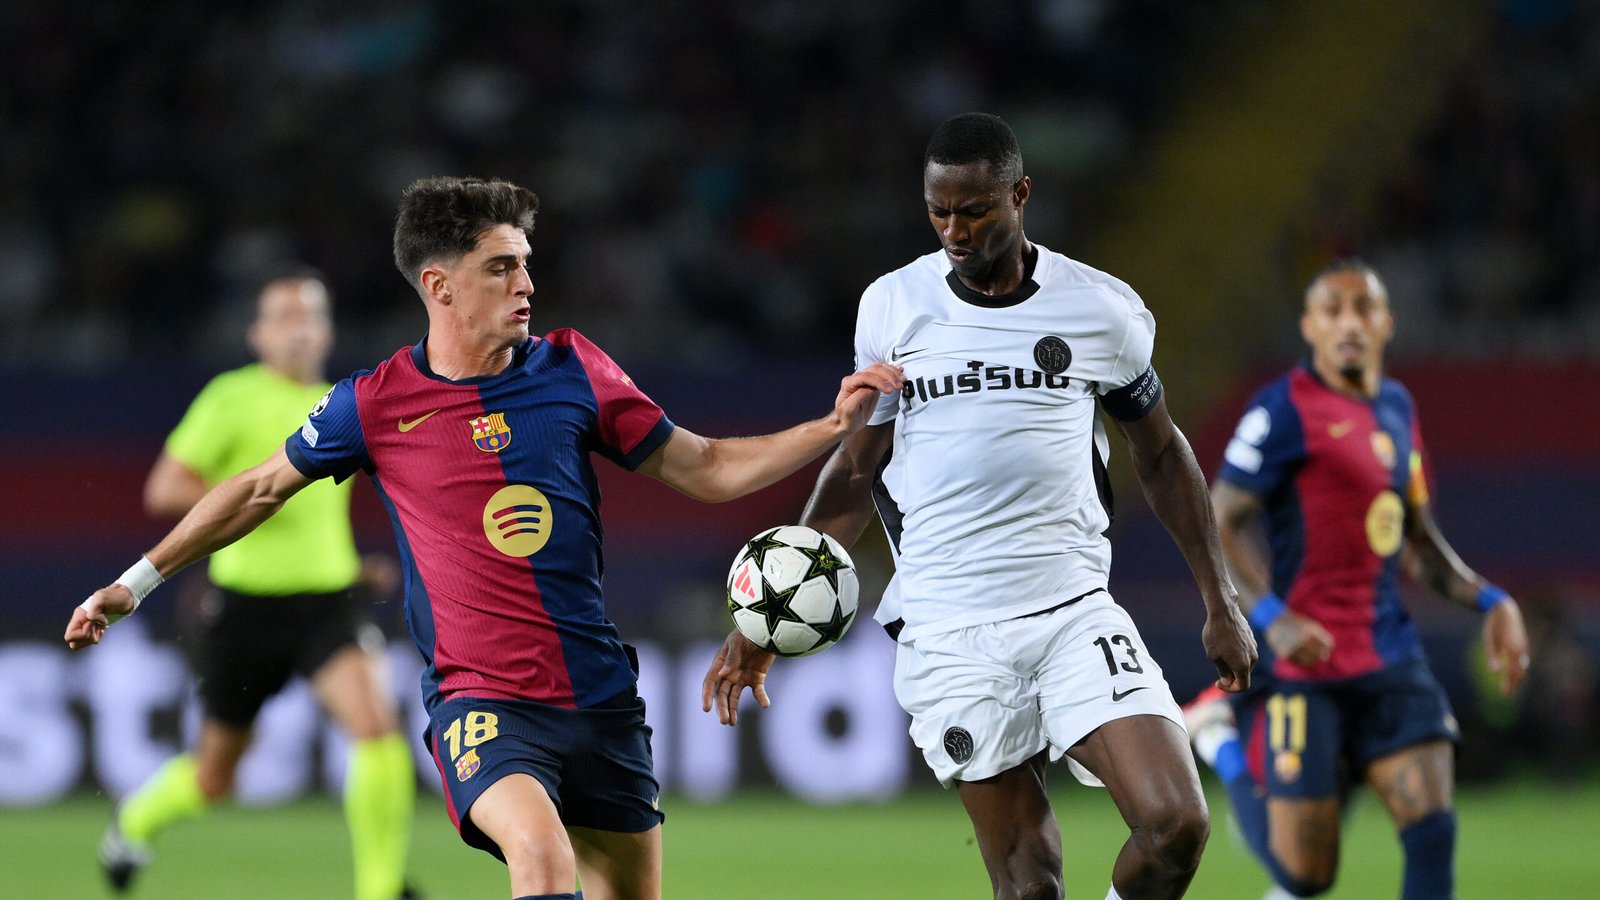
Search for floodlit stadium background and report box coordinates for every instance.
[1,0,1596,879]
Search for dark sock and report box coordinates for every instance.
[1399,811,1456,900]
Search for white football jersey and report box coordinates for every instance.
[856,245,1161,641]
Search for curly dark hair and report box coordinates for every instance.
[392,177,540,291]
[924,113,1023,187]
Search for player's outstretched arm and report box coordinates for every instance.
[1117,398,1256,691]
[1213,480,1335,667]
[638,363,902,503]
[65,446,315,650]
[1402,501,1530,694]
[701,422,896,726]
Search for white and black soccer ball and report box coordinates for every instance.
[726,525,858,657]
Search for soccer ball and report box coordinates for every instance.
[726,525,858,657]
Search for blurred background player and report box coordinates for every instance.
[70,176,904,900]
[703,113,1256,900]
[1185,260,1531,899]
[97,272,418,899]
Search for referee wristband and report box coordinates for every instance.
[1248,592,1288,631]
[1476,584,1510,613]
[79,556,165,625]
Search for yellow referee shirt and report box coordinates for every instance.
[164,363,360,594]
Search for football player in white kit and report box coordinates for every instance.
[704,113,1256,900]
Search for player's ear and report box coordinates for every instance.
[419,266,451,305]
[1013,175,1031,208]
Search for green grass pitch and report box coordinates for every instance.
[3,776,1594,898]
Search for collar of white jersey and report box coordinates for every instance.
[944,243,1043,308]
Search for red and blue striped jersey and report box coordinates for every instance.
[285,329,675,713]
[1218,364,1431,681]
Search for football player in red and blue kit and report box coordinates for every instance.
[1186,260,1530,900]
[67,176,904,900]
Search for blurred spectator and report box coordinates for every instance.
[2,0,1250,370]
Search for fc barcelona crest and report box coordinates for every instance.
[470,413,512,453]
[1370,431,1397,470]
[455,748,481,781]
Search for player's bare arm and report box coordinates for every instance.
[65,445,315,650]
[1402,500,1529,694]
[701,422,895,726]
[143,452,209,519]
[639,362,901,503]
[1212,479,1335,667]
[1117,396,1256,690]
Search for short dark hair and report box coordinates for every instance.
[392,177,540,291]
[924,113,1024,186]
[1306,257,1382,297]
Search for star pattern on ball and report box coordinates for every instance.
[742,530,791,570]
[808,595,856,647]
[795,540,847,591]
[748,579,804,636]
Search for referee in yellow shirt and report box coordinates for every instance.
[99,272,417,900]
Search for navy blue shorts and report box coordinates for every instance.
[1249,659,1459,798]
[425,685,664,859]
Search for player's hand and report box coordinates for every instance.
[831,363,904,434]
[1483,597,1530,695]
[1266,610,1336,668]
[701,629,777,726]
[64,584,137,650]
[1203,601,1257,692]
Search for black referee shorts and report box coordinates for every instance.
[192,585,381,728]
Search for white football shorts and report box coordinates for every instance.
[893,590,1184,787]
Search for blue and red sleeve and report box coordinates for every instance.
[550,329,675,470]
[1217,377,1305,498]
[284,374,372,482]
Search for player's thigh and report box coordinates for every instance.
[311,642,398,740]
[1366,741,1454,829]
[1030,595,1186,787]
[954,751,1061,876]
[1266,795,1343,881]
[567,824,661,900]
[893,625,1047,785]
[469,772,577,889]
[1066,714,1206,833]
[1348,660,1458,826]
[1258,682,1345,879]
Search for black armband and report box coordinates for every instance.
[1099,365,1164,422]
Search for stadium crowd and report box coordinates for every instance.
[5,0,1593,372]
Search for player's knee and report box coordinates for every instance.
[1270,856,1335,897]
[1144,802,1209,872]
[496,828,576,885]
[1013,877,1063,900]
[194,765,235,802]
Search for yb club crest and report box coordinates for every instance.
[470,413,512,453]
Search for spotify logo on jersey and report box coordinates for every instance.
[482,485,553,557]
[1365,489,1403,558]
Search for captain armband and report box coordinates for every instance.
[1099,366,1164,422]
[79,556,165,625]
[1475,583,1510,614]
